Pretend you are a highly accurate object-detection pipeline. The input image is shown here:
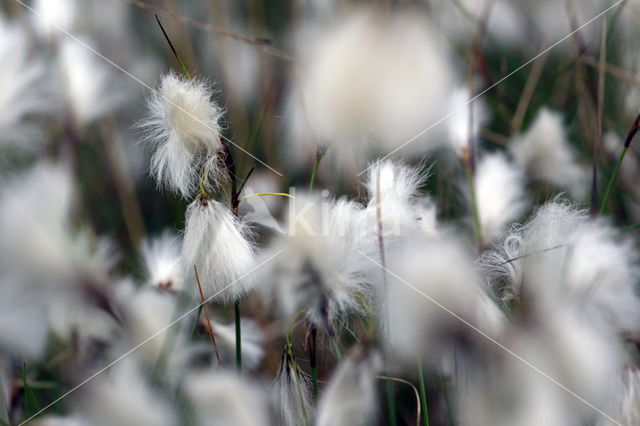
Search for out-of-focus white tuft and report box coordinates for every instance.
[32,0,78,39]
[185,371,269,426]
[262,193,373,335]
[364,160,428,241]
[475,153,527,246]
[0,17,52,152]
[57,38,125,128]
[139,72,224,199]
[80,361,176,426]
[446,87,490,156]
[181,196,255,303]
[287,8,454,172]
[272,348,314,426]
[385,237,503,363]
[316,347,382,426]
[213,318,265,369]
[141,231,183,291]
[509,108,587,198]
[600,368,640,426]
[481,201,640,335]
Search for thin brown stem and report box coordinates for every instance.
[194,265,222,366]
[377,376,422,426]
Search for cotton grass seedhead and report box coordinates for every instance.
[316,346,382,426]
[364,159,429,241]
[141,231,183,291]
[58,37,125,128]
[264,193,372,335]
[289,8,454,172]
[509,108,587,198]
[33,0,78,40]
[481,201,640,335]
[600,367,640,426]
[181,195,255,304]
[184,371,269,426]
[140,72,225,199]
[446,87,489,157]
[475,152,527,246]
[272,346,314,426]
[0,16,51,152]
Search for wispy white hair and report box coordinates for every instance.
[509,108,587,198]
[181,196,255,304]
[0,16,51,152]
[213,318,265,369]
[446,86,490,156]
[263,193,373,334]
[475,152,527,246]
[316,347,382,426]
[185,371,269,426]
[481,200,640,335]
[139,72,224,199]
[600,368,640,426]
[272,348,314,426]
[141,230,183,291]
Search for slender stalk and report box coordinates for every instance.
[234,300,242,370]
[155,14,191,78]
[309,148,325,191]
[463,158,483,246]
[599,146,627,214]
[417,360,430,426]
[188,304,203,343]
[307,324,319,401]
[194,265,222,366]
[386,381,398,426]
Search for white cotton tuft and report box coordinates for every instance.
[364,159,428,241]
[385,237,499,363]
[600,368,640,426]
[263,193,372,335]
[481,201,640,335]
[316,347,382,426]
[185,371,269,426]
[81,361,176,426]
[272,348,314,426]
[140,72,224,198]
[475,153,527,246]
[446,87,490,156]
[181,196,255,303]
[32,0,78,39]
[288,9,454,171]
[58,38,125,127]
[0,17,51,152]
[509,108,587,197]
[141,231,183,291]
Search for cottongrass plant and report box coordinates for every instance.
[6,4,640,426]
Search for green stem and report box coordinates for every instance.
[463,160,483,245]
[307,324,319,401]
[235,300,242,370]
[386,380,398,426]
[418,360,430,426]
[599,146,627,214]
[309,149,325,191]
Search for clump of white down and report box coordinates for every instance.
[482,201,640,335]
[509,108,587,198]
[0,16,51,152]
[475,152,527,246]
[288,8,454,171]
[263,193,373,334]
[181,196,255,303]
[140,73,225,198]
[141,231,183,291]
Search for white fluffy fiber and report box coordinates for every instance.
[475,152,527,246]
[316,347,381,426]
[0,16,51,152]
[141,230,183,291]
[482,200,640,335]
[509,108,587,198]
[140,73,225,199]
[185,371,269,426]
[181,196,255,304]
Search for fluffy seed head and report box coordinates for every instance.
[140,73,225,198]
[181,196,255,303]
[141,231,183,291]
